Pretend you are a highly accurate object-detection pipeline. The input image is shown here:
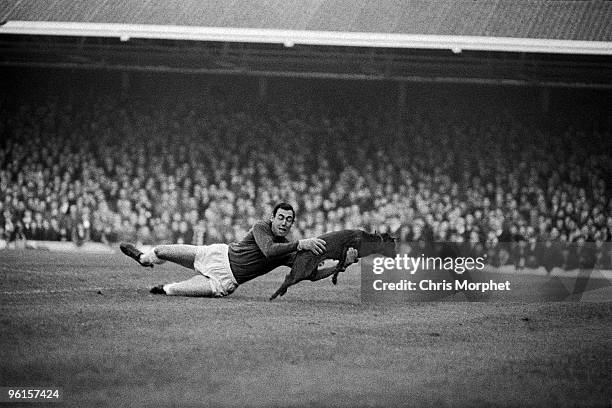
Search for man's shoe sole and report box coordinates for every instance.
[119,242,153,268]
[150,285,166,295]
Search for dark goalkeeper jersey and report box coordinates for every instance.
[228,220,298,284]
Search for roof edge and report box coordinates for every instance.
[1,21,611,55]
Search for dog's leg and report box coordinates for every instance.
[331,246,349,285]
[270,270,296,300]
[270,255,319,300]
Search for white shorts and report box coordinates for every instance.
[193,243,238,297]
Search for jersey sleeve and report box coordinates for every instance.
[253,222,299,258]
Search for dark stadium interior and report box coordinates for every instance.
[1,67,610,271]
[2,34,611,87]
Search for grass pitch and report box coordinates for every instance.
[1,250,610,407]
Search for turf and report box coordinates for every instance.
[1,250,610,407]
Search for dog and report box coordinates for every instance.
[269,230,397,300]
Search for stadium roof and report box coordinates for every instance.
[1,0,611,55]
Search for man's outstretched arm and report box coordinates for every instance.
[308,248,359,282]
[252,222,299,258]
[253,223,326,258]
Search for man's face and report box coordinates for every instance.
[271,208,294,237]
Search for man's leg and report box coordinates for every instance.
[309,248,359,282]
[141,244,198,269]
[122,243,215,296]
[121,242,198,269]
[308,264,338,281]
[162,275,216,297]
[121,243,234,297]
[142,245,209,295]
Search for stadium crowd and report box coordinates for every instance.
[1,85,611,271]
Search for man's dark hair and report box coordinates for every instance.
[272,202,295,219]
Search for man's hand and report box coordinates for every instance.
[344,247,359,266]
[298,237,326,255]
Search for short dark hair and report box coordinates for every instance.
[272,202,295,219]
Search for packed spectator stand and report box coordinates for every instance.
[1,76,610,271]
